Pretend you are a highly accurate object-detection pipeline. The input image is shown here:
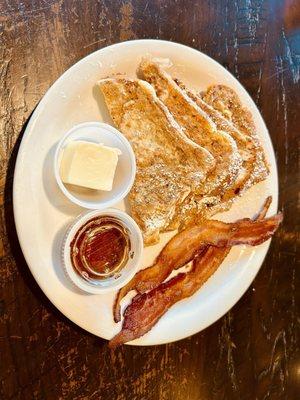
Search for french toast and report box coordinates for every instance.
[175,80,256,193]
[170,83,269,227]
[98,78,215,245]
[138,60,242,197]
[201,84,269,189]
[139,60,245,229]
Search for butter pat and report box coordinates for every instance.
[60,141,121,191]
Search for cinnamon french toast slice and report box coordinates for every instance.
[98,78,215,244]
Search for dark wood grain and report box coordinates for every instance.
[0,1,299,399]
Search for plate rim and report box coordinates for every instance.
[13,39,278,345]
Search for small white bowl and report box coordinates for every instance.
[54,122,136,210]
[62,208,143,294]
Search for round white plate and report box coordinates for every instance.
[13,40,278,345]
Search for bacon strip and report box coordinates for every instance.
[109,198,280,347]
[113,201,281,322]
[109,246,225,347]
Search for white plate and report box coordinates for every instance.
[13,40,278,345]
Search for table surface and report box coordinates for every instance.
[0,1,299,399]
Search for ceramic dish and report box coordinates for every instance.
[62,208,143,294]
[13,40,278,345]
[54,122,136,210]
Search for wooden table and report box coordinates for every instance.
[1,1,299,399]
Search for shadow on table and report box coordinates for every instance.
[4,112,106,347]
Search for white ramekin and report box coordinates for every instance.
[54,122,136,210]
[62,208,143,294]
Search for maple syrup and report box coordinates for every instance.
[70,216,131,282]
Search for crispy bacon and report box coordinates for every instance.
[109,197,280,347]
[113,200,281,322]
[253,195,272,220]
[109,246,226,347]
